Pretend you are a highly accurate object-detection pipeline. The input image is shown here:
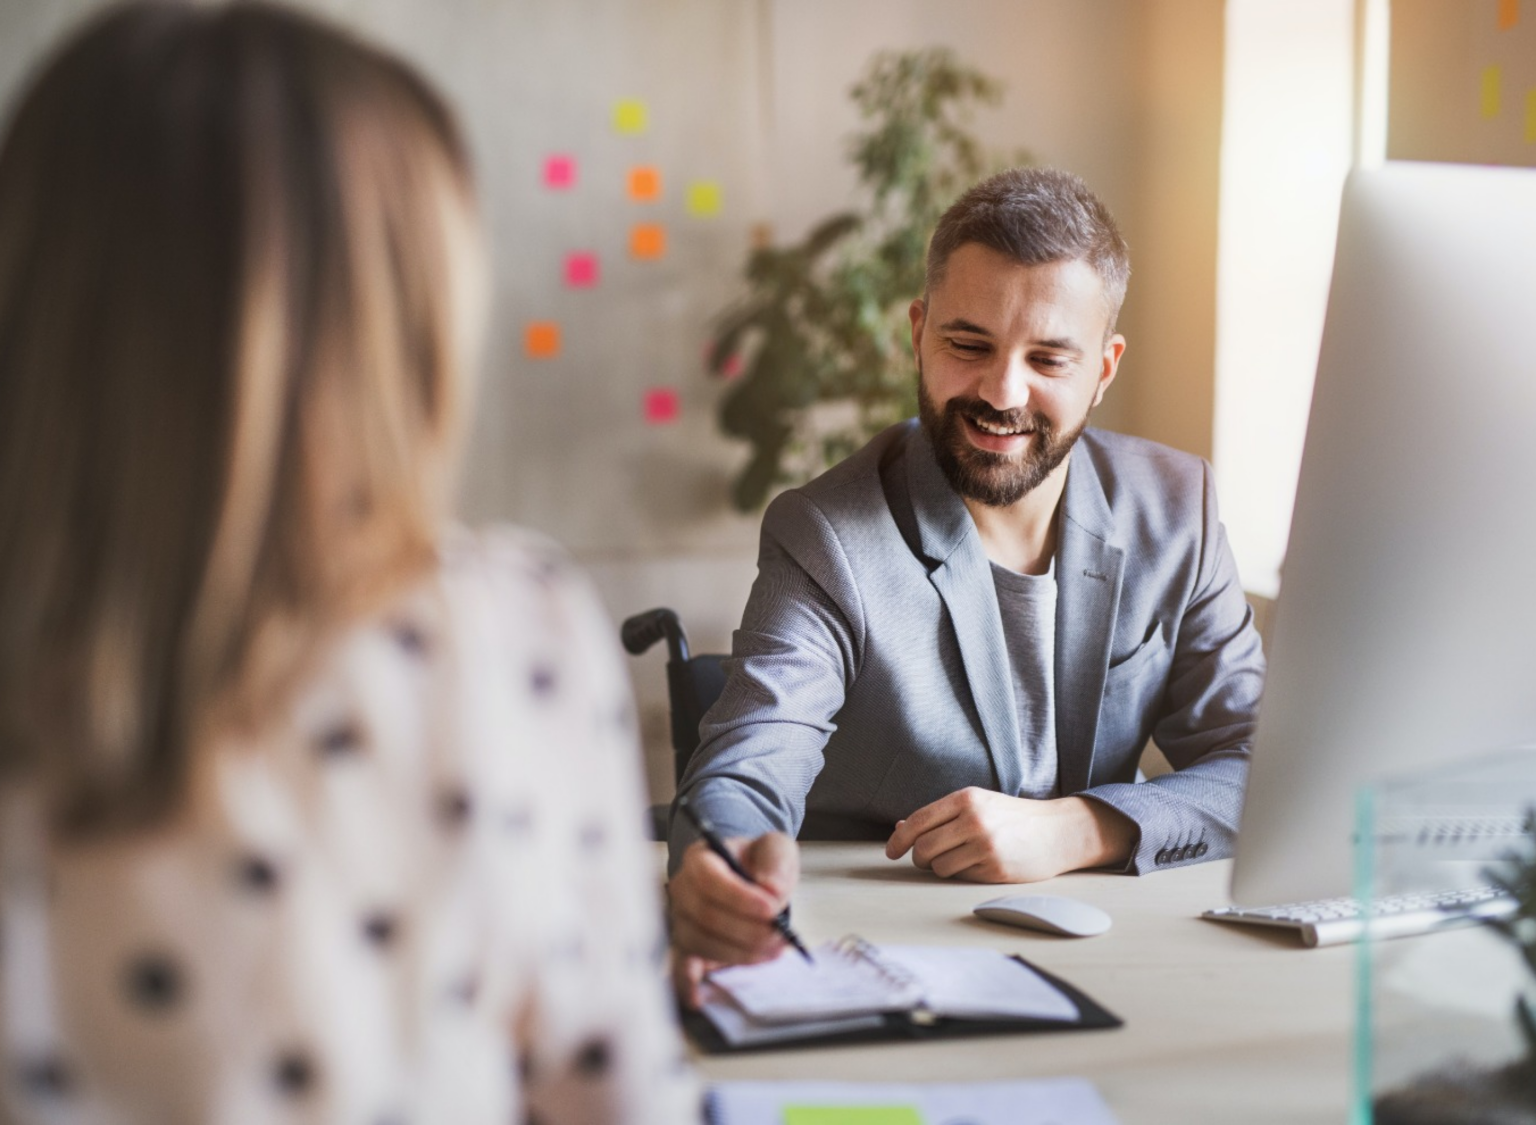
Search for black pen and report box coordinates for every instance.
[677,796,813,964]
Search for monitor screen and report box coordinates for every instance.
[1229,161,1536,907]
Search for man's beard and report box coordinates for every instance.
[917,364,1089,508]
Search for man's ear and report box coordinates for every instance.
[908,298,927,360]
[1093,334,1126,408]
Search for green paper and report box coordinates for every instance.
[782,1107,924,1125]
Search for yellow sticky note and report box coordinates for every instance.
[1482,65,1502,119]
[686,180,722,218]
[1527,89,1536,143]
[524,322,561,359]
[630,223,666,260]
[628,166,661,202]
[1499,0,1519,31]
[613,99,648,135]
[783,1109,924,1125]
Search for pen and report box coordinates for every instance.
[677,796,814,964]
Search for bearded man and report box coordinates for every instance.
[666,167,1265,993]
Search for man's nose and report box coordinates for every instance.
[977,350,1031,411]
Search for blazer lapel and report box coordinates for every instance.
[1054,444,1124,795]
[904,428,1024,797]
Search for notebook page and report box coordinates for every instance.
[698,983,886,1047]
[879,945,1080,1021]
[706,939,924,1022]
[707,1078,1120,1125]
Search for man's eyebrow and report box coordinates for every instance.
[1036,337,1084,353]
[937,318,993,336]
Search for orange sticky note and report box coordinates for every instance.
[643,387,679,424]
[525,322,561,359]
[1483,65,1502,118]
[686,180,722,218]
[1499,0,1519,30]
[630,223,666,260]
[628,166,661,202]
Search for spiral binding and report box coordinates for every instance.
[830,934,923,1000]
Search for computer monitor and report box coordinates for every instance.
[1229,161,1536,907]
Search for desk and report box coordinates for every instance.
[687,844,1354,1125]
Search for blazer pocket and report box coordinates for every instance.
[1105,624,1169,683]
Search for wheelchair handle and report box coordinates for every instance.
[620,607,690,663]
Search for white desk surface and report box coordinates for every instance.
[684,843,1354,1125]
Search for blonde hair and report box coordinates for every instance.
[0,1,485,832]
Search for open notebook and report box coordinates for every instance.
[689,936,1120,1053]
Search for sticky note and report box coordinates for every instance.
[783,1108,924,1125]
[643,387,679,424]
[1499,0,1519,31]
[628,166,661,201]
[1527,89,1536,142]
[613,99,648,135]
[543,155,576,190]
[721,352,744,378]
[686,180,722,217]
[1482,65,1502,119]
[524,322,561,359]
[630,223,666,260]
[565,252,599,288]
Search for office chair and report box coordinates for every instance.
[620,608,727,840]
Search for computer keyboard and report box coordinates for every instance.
[1201,885,1518,947]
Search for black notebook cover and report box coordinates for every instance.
[682,953,1122,1055]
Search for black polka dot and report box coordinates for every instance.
[515,1050,535,1081]
[500,805,535,835]
[316,721,364,759]
[361,911,400,950]
[572,1037,612,1078]
[447,973,479,1005]
[124,953,185,1014]
[437,787,473,828]
[235,854,281,894]
[15,1056,72,1097]
[272,1050,317,1097]
[389,620,430,658]
[529,666,558,698]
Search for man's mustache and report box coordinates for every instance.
[947,398,1050,435]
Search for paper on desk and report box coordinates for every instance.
[707,1078,1120,1125]
[879,945,1080,1022]
[699,983,885,1047]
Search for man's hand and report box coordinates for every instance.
[668,832,799,1009]
[884,789,1136,883]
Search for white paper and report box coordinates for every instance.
[707,940,924,1022]
[879,945,1081,1022]
[707,1078,1121,1125]
[698,983,886,1047]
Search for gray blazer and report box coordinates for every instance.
[670,421,1264,875]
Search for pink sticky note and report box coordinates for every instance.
[565,252,599,288]
[543,155,576,190]
[643,387,680,424]
[721,353,744,379]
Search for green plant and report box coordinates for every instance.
[1488,811,1536,1067]
[707,48,1028,511]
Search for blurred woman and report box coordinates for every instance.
[0,3,697,1122]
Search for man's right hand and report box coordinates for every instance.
[667,831,799,1009]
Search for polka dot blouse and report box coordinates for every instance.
[0,527,700,1125]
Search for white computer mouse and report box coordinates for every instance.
[972,893,1112,937]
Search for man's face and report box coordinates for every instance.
[910,244,1125,508]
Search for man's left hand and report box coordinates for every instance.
[884,789,1136,882]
